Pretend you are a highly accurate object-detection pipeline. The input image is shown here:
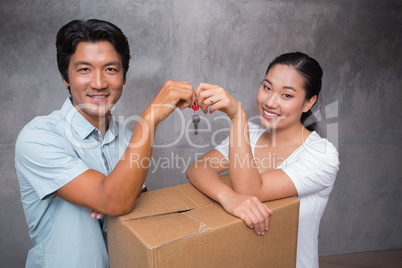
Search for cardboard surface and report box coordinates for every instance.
[107,176,300,268]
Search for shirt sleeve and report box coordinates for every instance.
[214,121,265,160]
[214,136,230,160]
[281,137,340,198]
[15,124,89,200]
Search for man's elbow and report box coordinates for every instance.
[106,197,137,216]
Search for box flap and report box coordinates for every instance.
[108,181,300,268]
[119,183,214,221]
[122,212,211,249]
[185,196,300,229]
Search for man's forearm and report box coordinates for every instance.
[100,107,157,214]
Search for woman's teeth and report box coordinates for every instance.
[264,110,279,117]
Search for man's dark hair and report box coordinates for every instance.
[56,19,131,86]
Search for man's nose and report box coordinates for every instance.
[90,71,107,90]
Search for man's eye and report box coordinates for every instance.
[78,68,90,72]
[106,68,117,72]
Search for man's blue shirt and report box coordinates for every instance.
[15,98,132,267]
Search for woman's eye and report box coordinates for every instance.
[264,86,271,91]
[283,94,293,98]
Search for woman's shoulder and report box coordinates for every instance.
[248,121,266,139]
[301,131,339,165]
[306,131,337,151]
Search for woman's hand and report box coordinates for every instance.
[195,83,244,120]
[218,191,272,236]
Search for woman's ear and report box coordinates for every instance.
[303,95,317,113]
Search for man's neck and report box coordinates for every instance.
[96,117,109,138]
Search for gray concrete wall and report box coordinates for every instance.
[1,0,401,266]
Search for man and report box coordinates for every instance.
[15,19,195,267]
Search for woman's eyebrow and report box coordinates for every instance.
[283,86,296,92]
[264,79,296,92]
[263,79,272,85]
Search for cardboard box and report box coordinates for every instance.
[107,176,299,268]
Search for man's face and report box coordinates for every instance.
[63,41,126,127]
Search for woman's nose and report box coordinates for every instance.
[265,93,279,109]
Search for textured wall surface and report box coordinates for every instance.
[1,0,401,266]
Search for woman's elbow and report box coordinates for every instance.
[186,163,196,183]
[232,184,261,197]
[232,185,250,195]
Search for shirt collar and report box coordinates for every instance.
[60,97,118,140]
[104,116,118,145]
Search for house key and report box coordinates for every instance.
[192,101,200,135]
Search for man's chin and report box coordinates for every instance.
[86,108,110,118]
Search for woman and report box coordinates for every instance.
[187,52,339,268]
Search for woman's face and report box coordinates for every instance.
[256,64,316,131]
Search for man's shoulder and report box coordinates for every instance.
[16,110,68,152]
[20,110,65,136]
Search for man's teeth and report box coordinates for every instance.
[264,110,279,117]
[92,96,106,99]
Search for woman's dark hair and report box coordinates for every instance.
[56,19,131,90]
[265,52,322,131]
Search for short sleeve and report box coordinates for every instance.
[214,136,230,160]
[214,122,265,160]
[281,137,340,197]
[15,124,89,200]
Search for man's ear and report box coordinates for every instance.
[303,95,317,113]
[62,76,70,87]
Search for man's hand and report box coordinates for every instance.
[147,81,196,124]
[88,208,103,219]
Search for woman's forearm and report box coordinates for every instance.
[186,156,233,204]
[228,110,263,196]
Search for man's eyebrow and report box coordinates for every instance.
[263,79,296,92]
[73,61,122,67]
[104,61,122,67]
[74,61,92,67]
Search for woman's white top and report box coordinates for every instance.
[215,122,340,268]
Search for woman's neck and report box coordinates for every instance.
[263,123,311,148]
